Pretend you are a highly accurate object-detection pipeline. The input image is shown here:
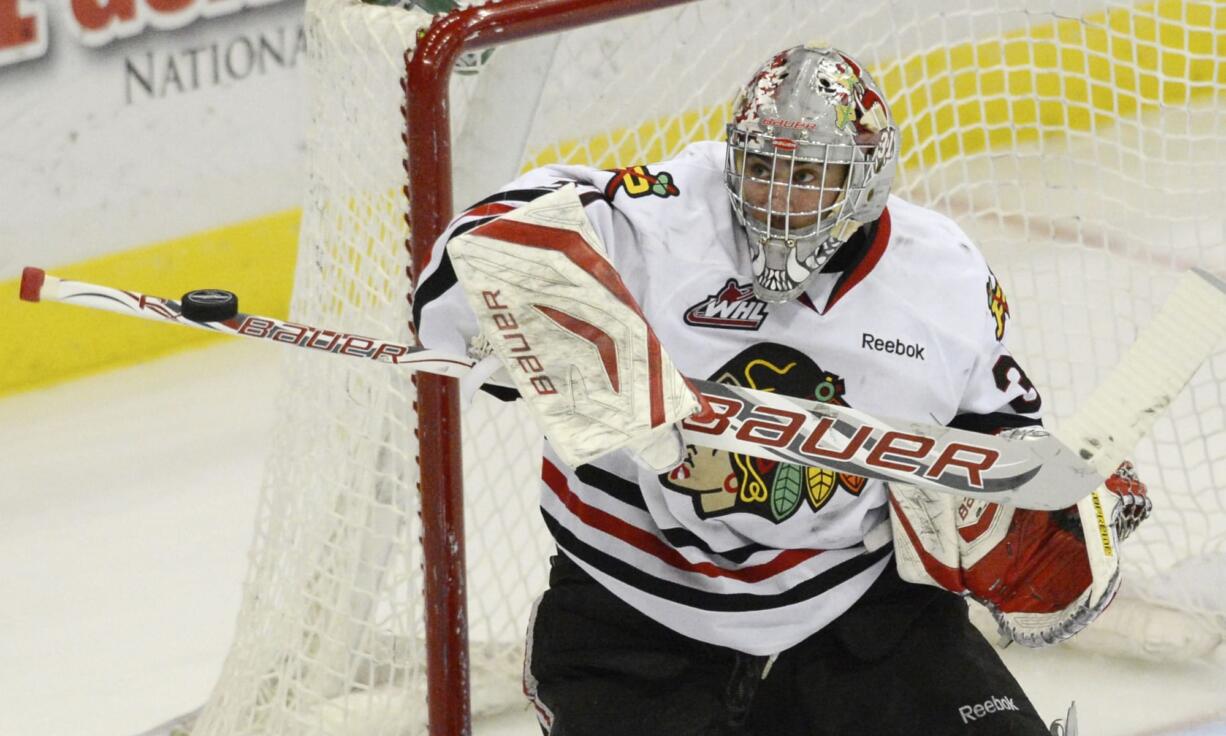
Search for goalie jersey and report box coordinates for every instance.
[415,141,1042,656]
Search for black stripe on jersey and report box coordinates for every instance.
[947,411,1042,435]
[412,250,457,332]
[659,528,771,566]
[569,464,773,565]
[463,181,604,211]
[412,212,506,329]
[463,186,558,211]
[543,510,892,613]
[574,464,649,512]
[578,190,608,207]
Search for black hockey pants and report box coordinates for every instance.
[523,552,1052,736]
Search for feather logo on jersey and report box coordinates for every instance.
[683,279,770,331]
[603,165,680,200]
[987,273,1010,341]
[662,343,866,522]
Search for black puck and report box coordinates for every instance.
[181,289,239,321]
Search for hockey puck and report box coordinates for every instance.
[181,289,239,321]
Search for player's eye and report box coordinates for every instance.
[747,161,772,179]
[793,167,822,186]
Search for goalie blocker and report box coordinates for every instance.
[446,184,699,471]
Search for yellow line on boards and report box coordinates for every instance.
[3,210,301,397]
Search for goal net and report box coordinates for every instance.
[189,0,1226,733]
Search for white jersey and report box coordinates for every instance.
[415,141,1042,656]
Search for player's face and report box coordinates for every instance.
[739,154,848,232]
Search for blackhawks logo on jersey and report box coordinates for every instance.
[604,165,680,200]
[661,343,866,523]
[987,272,1010,341]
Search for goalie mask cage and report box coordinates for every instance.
[188,1,1226,735]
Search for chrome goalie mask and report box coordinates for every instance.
[725,45,898,302]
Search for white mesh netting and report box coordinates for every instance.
[189,1,1226,733]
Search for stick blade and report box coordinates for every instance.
[1054,268,1226,475]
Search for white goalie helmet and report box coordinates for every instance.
[725,45,899,302]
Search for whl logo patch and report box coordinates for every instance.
[684,279,769,330]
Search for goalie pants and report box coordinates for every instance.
[524,552,1050,736]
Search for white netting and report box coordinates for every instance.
[190,0,1226,733]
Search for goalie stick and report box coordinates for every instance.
[18,266,1226,510]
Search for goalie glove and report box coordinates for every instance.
[890,458,1151,647]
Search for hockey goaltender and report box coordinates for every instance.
[415,44,1152,736]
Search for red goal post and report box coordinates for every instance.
[405,4,695,734]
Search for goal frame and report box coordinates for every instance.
[405,2,694,734]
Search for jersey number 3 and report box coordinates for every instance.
[992,355,1042,414]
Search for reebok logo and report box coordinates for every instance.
[958,695,1020,723]
[861,333,925,360]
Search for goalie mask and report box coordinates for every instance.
[725,45,898,303]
